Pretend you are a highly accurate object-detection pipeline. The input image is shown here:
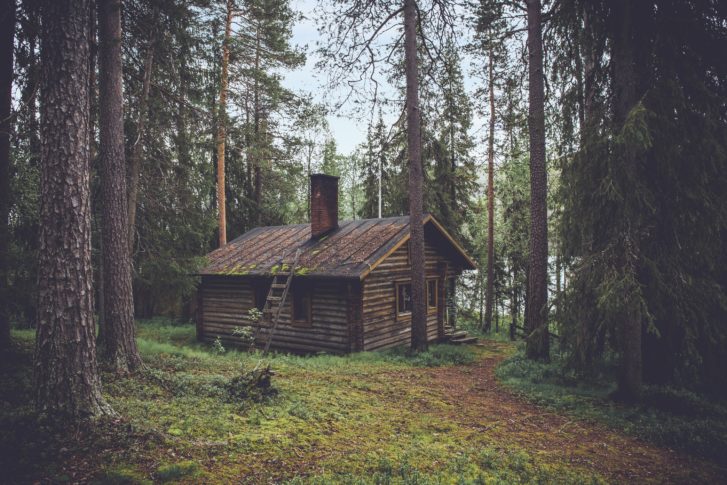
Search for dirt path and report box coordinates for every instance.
[415,342,726,484]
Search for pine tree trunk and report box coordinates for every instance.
[96,0,142,372]
[484,42,495,333]
[215,0,233,246]
[0,0,15,350]
[127,8,157,251]
[478,270,484,328]
[525,0,549,361]
[35,0,113,421]
[611,0,642,401]
[89,0,105,342]
[404,0,427,352]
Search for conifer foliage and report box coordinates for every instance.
[558,0,727,397]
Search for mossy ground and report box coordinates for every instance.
[1,319,725,484]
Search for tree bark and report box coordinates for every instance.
[484,42,495,333]
[404,0,427,352]
[215,0,233,246]
[0,0,15,350]
[127,7,157,251]
[35,0,113,421]
[525,0,549,361]
[96,0,141,372]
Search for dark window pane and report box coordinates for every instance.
[398,283,412,314]
[428,280,437,308]
[292,283,312,322]
[255,282,269,311]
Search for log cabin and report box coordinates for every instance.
[196,174,477,354]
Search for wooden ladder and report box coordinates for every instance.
[249,249,301,355]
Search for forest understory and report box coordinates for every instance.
[2,320,725,484]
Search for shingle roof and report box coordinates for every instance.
[199,214,476,279]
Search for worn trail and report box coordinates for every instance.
[416,342,725,484]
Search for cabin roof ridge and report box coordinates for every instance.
[199,213,474,278]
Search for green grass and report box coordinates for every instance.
[496,347,727,462]
[7,319,725,483]
[1,319,606,484]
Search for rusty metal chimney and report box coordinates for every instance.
[310,174,339,239]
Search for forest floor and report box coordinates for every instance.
[2,320,726,484]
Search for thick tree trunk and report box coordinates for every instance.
[610,0,642,401]
[484,42,495,333]
[96,0,141,372]
[35,0,113,421]
[0,0,15,350]
[525,0,549,361]
[215,0,233,246]
[403,0,426,351]
[127,9,157,251]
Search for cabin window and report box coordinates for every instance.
[291,282,312,325]
[427,279,438,312]
[396,282,412,318]
[254,281,270,311]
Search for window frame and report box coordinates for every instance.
[427,278,438,314]
[395,281,413,320]
[253,280,270,312]
[290,282,313,326]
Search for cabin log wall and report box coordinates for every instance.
[361,241,461,351]
[199,275,350,354]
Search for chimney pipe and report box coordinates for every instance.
[310,174,339,239]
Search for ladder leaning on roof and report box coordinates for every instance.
[248,249,301,355]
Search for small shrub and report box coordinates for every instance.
[212,337,225,354]
[156,461,202,482]
[224,365,277,403]
[232,325,255,346]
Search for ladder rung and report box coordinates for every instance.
[268,296,282,302]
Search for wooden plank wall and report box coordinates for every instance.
[361,240,459,351]
[199,276,350,354]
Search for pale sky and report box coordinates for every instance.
[281,0,493,160]
[282,0,369,155]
